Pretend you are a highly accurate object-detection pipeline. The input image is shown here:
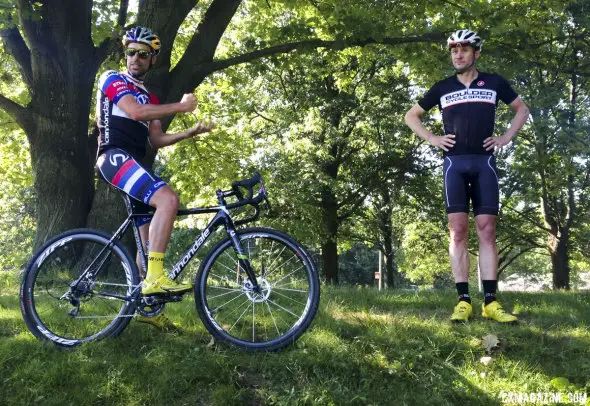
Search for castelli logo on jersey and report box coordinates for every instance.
[477,81,485,87]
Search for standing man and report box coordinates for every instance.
[95,27,214,328]
[404,29,529,323]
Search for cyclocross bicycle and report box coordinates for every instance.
[20,172,320,351]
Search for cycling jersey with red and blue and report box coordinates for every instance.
[418,72,518,156]
[95,70,160,160]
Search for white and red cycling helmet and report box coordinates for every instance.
[447,29,482,51]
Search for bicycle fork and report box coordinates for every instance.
[225,223,261,293]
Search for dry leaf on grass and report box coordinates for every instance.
[482,334,499,354]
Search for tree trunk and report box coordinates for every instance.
[0,1,107,249]
[377,191,399,288]
[28,116,96,248]
[27,52,97,248]
[320,185,339,284]
[548,232,570,289]
[321,240,339,285]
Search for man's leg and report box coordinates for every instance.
[475,214,517,323]
[449,212,470,283]
[146,185,179,252]
[475,214,498,303]
[449,212,473,322]
[142,186,192,295]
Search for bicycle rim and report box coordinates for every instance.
[21,230,138,347]
[196,227,319,351]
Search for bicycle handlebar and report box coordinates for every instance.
[231,172,262,201]
[218,173,271,224]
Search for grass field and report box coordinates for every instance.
[1,270,589,405]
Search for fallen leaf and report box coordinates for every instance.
[482,334,499,354]
[480,356,494,366]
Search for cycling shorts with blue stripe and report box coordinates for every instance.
[442,154,499,216]
[96,148,167,226]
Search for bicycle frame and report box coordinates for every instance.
[68,173,269,304]
[76,194,262,299]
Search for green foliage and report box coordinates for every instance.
[0,127,34,270]
[1,0,589,285]
[339,243,379,286]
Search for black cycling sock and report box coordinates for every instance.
[482,280,497,305]
[456,282,471,304]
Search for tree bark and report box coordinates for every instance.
[320,185,339,284]
[4,0,103,248]
[377,191,398,288]
[548,231,570,289]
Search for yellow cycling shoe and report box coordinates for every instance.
[141,275,193,296]
[482,301,518,324]
[135,313,183,332]
[450,301,472,323]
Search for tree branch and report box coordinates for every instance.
[0,26,32,88]
[117,0,129,27]
[15,0,39,47]
[0,93,28,128]
[498,247,534,275]
[204,33,444,74]
[503,204,552,233]
[94,1,130,69]
[169,0,242,91]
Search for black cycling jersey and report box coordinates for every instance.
[95,70,160,160]
[418,71,518,156]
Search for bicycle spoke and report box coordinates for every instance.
[211,292,248,314]
[22,231,138,346]
[265,300,281,336]
[274,286,308,293]
[198,228,319,350]
[228,301,253,333]
[207,287,243,301]
[267,247,297,276]
[271,289,308,306]
[208,271,242,288]
[269,265,306,288]
[267,298,301,318]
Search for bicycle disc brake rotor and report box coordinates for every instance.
[242,278,271,303]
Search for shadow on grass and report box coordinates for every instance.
[1,288,588,405]
[316,288,590,403]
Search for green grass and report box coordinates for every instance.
[1,270,589,405]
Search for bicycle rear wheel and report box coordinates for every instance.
[195,227,320,351]
[20,229,139,348]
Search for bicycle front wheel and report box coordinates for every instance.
[20,229,139,348]
[195,227,320,351]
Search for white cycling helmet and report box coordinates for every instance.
[447,29,482,51]
[122,26,161,55]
